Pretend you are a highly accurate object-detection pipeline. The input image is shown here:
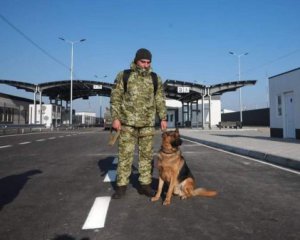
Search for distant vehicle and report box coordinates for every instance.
[104,108,112,130]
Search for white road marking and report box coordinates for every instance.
[82,196,111,230]
[48,137,56,140]
[112,157,118,164]
[59,136,64,138]
[104,170,116,182]
[19,141,31,145]
[36,139,46,142]
[0,145,12,149]
[183,137,300,175]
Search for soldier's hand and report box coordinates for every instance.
[112,119,121,131]
[160,120,167,131]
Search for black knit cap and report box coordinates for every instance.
[134,48,152,63]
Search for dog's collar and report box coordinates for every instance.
[160,147,179,155]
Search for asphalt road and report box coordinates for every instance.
[0,129,299,240]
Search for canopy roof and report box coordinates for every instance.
[0,79,114,101]
[164,79,257,102]
[0,78,256,102]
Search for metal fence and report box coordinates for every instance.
[0,124,46,135]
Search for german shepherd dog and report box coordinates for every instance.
[151,129,217,205]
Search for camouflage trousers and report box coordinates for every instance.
[116,125,154,186]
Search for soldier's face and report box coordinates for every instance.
[136,59,151,69]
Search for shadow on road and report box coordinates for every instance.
[97,157,117,190]
[0,169,42,211]
[97,156,161,194]
[52,234,89,240]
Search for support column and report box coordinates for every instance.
[202,93,205,129]
[181,101,184,127]
[196,101,199,128]
[33,87,38,124]
[190,102,193,128]
[208,89,212,129]
[55,99,58,127]
[39,89,43,124]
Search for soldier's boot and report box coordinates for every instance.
[112,185,127,199]
[138,184,155,197]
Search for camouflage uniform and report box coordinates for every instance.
[110,62,167,186]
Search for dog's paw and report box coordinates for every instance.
[151,196,160,202]
[163,199,171,206]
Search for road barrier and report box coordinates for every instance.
[0,124,46,135]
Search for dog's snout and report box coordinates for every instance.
[171,138,182,147]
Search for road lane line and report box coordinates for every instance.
[36,139,46,142]
[19,141,31,145]
[48,137,56,140]
[112,157,118,164]
[82,196,111,230]
[0,145,12,149]
[104,170,116,182]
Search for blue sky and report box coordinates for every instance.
[1,0,300,116]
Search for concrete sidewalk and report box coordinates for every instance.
[179,127,300,171]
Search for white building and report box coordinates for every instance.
[29,104,62,128]
[75,112,96,126]
[166,96,221,128]
[269,67,300,139]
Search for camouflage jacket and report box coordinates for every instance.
[110,62,167,127]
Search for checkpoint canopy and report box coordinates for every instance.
[0,79,114,101]
[0,79,114,124]
[0,78,256,127]
[163,79,257,128]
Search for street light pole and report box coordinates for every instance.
[94,75,108,118]
[59,37,86,126]
[229,51,248,124]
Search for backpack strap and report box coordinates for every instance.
[150,72,158,96]
[122,69,158,95]
[122,69,132,94]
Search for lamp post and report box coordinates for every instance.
[59,37,86,125]
[94,75,108,118]
[229,51,248,123]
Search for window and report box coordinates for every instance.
[0,107,3,122]
[0,107,14,123]
[277,95,282,116]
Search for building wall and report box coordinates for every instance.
[29,104,62,128]
[75,112,96,125]
[222,108,270,126]
[269,67,300,139]
[0,93,34,124]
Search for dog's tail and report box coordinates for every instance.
[192,188,217,197]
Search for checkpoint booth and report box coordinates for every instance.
[163,79,257,129]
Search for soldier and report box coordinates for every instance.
[110,48,167,199]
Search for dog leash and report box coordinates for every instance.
[108,128,120,146]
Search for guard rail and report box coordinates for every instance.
[0,124,46,135]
